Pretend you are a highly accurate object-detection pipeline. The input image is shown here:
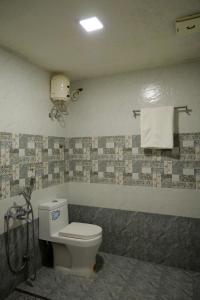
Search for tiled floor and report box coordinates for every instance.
[5,291,44,300]
[5,252,200,300]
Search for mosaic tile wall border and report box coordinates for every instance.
[0,132,69,200]
[0,132,200,200]
[67,133,200,190]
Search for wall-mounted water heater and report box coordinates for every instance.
[51,74,70,102]
[49,74,83,121]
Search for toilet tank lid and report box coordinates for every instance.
[39,199,67,210]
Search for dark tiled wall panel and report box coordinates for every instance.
[69,204,200,272]
[0,219,41,299]
[67,133,200,189]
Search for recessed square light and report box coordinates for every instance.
[79,17,103,32]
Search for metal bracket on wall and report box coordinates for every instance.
[132,105,192,118]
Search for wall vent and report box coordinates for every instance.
[176,13,200,34]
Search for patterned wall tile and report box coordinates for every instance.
[91,137,98,149]
[68,133,200,190]
[0,132,68,200]
[0,131,200,200]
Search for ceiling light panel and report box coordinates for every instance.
[79,17,103,32]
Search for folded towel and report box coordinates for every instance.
[140,106,174,149]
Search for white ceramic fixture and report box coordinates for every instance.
[39,199,102,276]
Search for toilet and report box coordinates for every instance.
[38,199,102,276]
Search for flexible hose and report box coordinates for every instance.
[4,201,37,281]
[27,200,37,281]
[4,214,27,273]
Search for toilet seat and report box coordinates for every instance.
[59,222,102,240]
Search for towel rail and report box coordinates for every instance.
[132,105,191,118]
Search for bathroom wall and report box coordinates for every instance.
[0,46,69,235]
[69,204,200,272]
[0,46,68,298]
[65,62,200,272]
[66,133,200,189]
[68,61,200,136]
[66,61,200,219]
[0,132,69,217]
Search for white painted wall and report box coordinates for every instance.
[0,47,68,234]
[0,47,66,136]
[66,182,200,218]
[67,61,200,136]
[65,62,200,218]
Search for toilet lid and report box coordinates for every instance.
[59,222,102,240]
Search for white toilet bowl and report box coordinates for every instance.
[51,222,102,276]
[39,199,102,277]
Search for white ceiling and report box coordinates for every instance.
[0,0,199,80]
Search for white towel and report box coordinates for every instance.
[140,106,174,149]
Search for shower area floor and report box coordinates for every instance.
[5,252,200,300]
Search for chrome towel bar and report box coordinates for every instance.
[132,105,191,118]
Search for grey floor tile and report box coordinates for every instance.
[83,283,123,300]
[5,290,39,300]
[125,259,163,298]
[49,271,94,300]
[83,253,139,300]
[192,272,200,300]
[118,289,156,300]
[18,267,57,298]
[49,291,81,300]
[10,252,200,300]
[100,252,138,271]
[4,291,23,300]
[96,252,137,286]
[156,267,193,300]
